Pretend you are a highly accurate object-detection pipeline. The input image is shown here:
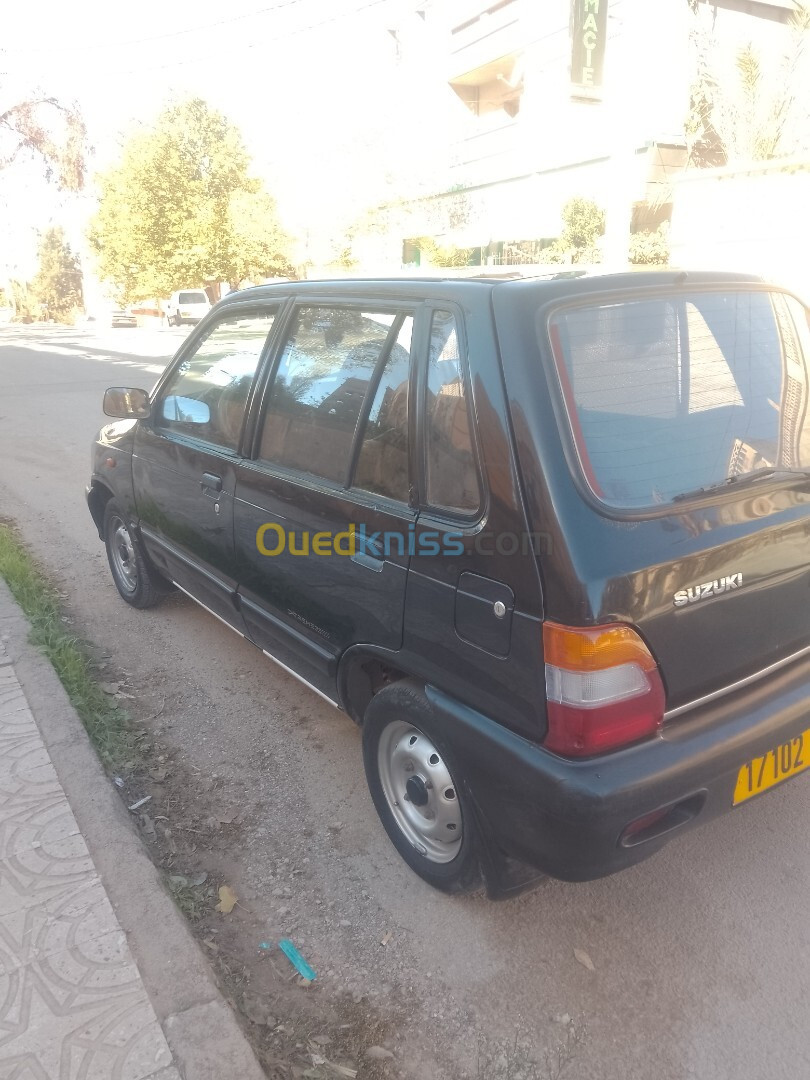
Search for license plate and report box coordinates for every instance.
[733,729,810,806]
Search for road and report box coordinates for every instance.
[1,323,808,1080]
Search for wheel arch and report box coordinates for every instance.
[87,481,115,539]
[337,645,416,724]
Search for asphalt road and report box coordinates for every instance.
[1,324,808,1080]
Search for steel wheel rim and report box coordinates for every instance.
[377,719,462,864]
[110,516,138,593]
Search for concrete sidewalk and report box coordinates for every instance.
[0,580,266,1080]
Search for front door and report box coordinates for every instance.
[133,305,280,627]
[233,302,416,696]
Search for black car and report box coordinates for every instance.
[87,273,810,896]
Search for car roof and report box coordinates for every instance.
[218,270,767,308]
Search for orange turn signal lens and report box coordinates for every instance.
[543,621,658,673]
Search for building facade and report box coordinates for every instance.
[351,0,803,272]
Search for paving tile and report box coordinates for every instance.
[0,796,81,862]
[0,846,95,922]
[0,739,56,786]
[0,664,180,1079]
[0,972,172,1079]
[0,680,32,719]
[0,710,38,741]
[0,765,63,807]
[0,878,121,975]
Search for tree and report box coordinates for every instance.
[0,94,86,189]
[559,197,605,252]
[537,197,606,264]
[29,226,83,321]
[89,98,293,300]
[686,2,810,166]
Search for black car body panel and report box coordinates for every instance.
[88,272,810,891]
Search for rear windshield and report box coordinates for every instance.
[179,291,207,305]
[546,289,810,509]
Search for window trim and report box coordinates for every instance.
[246,298,418,502]
[148,300,286,456]
[538,282,809,521]
[416,301,486,523]
[345,311,410,497]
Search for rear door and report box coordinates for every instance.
[133,305,280,627]
[501,282,810,715]
[232,300,417,697]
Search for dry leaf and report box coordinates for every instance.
[573,947,595,972]
[216,885,238,914]
[380,932,392,947]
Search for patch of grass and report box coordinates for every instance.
[165,874,214,922]
[0,523,143,772]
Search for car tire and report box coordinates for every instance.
[103,499,169,609]
[362,680,482,894]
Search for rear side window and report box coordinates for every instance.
[259,306,411,486]
[547,290,809,509]
[425,310,480,514]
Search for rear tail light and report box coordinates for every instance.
[543,621,665,756]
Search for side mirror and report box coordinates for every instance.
[161,395,211,425]
[103,387,151,419]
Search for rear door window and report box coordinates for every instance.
[258,306,413,486]
[546,290,809,509]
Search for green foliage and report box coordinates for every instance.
[415,237,477,267]
[0,95,86,189]
[687,3,810,165]
[8,280,37,321]
[533,198,605,265]
[30,226,83,322]
[559,197,605,251]
[629,224,670,265]
[89,98,293,301]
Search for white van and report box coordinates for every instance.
[165,290,211,326]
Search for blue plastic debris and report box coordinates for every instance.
[258,941,271,951]
[278,938,317,981]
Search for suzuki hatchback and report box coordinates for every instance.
[88,273,810,896]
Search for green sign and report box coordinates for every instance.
[571,0,609,95]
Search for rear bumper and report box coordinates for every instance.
[426,652,810,884]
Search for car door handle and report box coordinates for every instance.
[201,472,222,493]
[351,549,384,573]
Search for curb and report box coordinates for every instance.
[0,579,266,1080]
